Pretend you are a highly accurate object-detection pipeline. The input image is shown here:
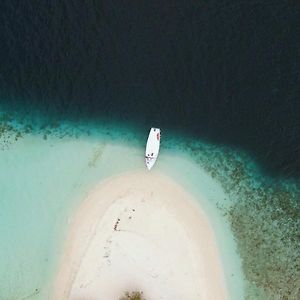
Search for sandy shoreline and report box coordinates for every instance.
[52,171,228,300]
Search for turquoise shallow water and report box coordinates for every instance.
[0,112,299,300]
[0,134,144,299]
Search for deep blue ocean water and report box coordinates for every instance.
[0,0,299,178]
[0,1,299,299]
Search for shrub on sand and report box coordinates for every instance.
[119,290,145,300]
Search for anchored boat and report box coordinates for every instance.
[145,128,161,170]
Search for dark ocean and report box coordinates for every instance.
[0,0,299,178]
[1,2,300,299]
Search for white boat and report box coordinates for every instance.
[145,128,161,170]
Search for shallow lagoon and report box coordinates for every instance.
[0,112,298,299]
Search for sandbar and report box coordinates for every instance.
[52,171,228,299]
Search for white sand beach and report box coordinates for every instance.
[52,171,228,300]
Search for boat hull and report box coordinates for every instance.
[145,128,160,170]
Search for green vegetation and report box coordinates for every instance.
[119,291,145,300]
